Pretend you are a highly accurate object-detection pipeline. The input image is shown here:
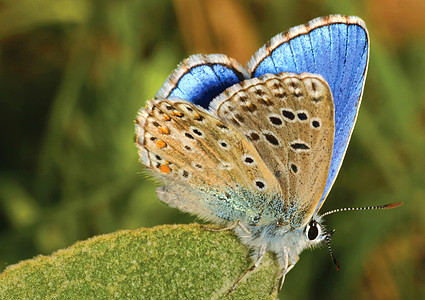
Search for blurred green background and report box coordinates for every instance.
[0,0,424,299]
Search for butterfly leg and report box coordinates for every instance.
[201,222,237,232]
[271,250,294,295]
[227,244,267,295]
[201,220,250,235]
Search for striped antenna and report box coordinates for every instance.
[321,202,403,218]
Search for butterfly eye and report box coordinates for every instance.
[306,220,319,240]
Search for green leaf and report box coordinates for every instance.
[0,224,279,299]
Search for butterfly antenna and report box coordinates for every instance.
[319,224,340,271]
[321,202,403,218]
[325,231,340,271]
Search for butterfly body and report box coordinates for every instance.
[234,213,326,270]
[135,15,369,291]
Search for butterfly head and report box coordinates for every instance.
[305,215,340,270]
[289,214,332,258]
[234,213,333,271]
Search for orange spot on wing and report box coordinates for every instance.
[172,111,183,117]
[163,115,171,121]
[156,140,166,149]
[159,164,171,174]
[159,127,170,134]
[193,113,204,120]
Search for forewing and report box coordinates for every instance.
[210,73,334,228]
[247,15,369,210]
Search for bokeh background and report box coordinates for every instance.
[1,0,424,299]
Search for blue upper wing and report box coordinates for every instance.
[156,54,249,108]
[247,15,369,211]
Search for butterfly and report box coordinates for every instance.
[134,15,401,294]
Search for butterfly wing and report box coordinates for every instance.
[247,15,369,211]
[135,98,281,225]
[156,54,249,108]
[210,73,334,228]
[150,15,365,223]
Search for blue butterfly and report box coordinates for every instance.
[135,15,400,293]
